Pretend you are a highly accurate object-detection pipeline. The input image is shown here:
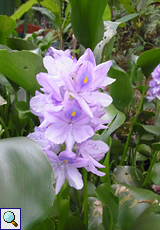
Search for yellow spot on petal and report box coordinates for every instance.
[64,160,68,163]
[83,76,88,84]
[71,110,76,117]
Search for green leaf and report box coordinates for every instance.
[0,15,16,45]
[137,49,160,79]
[0,137,55,230]
[112,183,160,230]
[0,49,46,96]
[110,138,124,155]
[111,166,145,188]
[57,182,70,230]
[11,0,38,20]
[96,183,119,221]
[7,37,37,50]
[88,197,104,230]
[100,137,112,184]
[97,110,126,142]
[132,205,160,230]
[101,103,117,121]
[100,36,115,63]
[138,111,155,124]
[108,67,132,111]
[103,4,111,21]
[16,101,30,113]
[154,108,160,129]
[116,13,139,23]
[117,0,136,13]
[151,162,160,185]
[32,6,59,28]
[137,144,152,158]
[135,123,160,136]
[152,142,160,151]
[33,218,55,230]
[65,215,87,230]
[39,0,61,26]
[137,0,147,11]
[102,205,114,230]
[69,0,108,51]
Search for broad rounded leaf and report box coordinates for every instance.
[0,16,16,45]
[0,50,46,95]
[111,166,145,188]
[0,137,55,230]
[96,183,119,221]
[152,142,160,151]
[69,0,107,51]
[132,205,160,230]
[151,162,160,185]
[134,122,160,136]
[137,49,160,79]
[7,37,37,50]
[137,144,152,158]
[108,67,132,111]
[112,183,160,230]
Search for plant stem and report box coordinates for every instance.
[133,135,140,167]
[142,151,158,188]
[120,79,148,165]
[156,97,159,110]
[83,168,88,229]
[75,189,81,211]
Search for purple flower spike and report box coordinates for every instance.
[28,47,115,194]
[147,64,160,101]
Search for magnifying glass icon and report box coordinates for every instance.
[3,211,18,227]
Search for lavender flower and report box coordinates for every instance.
[28,47,115,194]
[147,64,160,101]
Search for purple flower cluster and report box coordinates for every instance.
[147,64,160,101]
[28,47,115,194]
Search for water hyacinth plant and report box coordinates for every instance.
[28,47,115,194]
[1,0,160,229]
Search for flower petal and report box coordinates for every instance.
[72,124,94,143]
[77,48,96,67]
[66,164,83,190]
[30,94,47,114]
[45,123,69,144]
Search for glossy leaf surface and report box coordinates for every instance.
[0,137,55,230]
[137,49,160,79]
[132,205,160,230]
[0,49,46,95]
[108,67,132,111]
[112,183,160,230]
[69,0,108,50]
[0,16,16,45]
[111,166,145,188]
